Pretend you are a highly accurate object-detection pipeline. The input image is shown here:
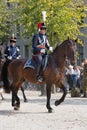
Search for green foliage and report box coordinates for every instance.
[0,0,87,46]
[0,1,10,42]
[0,0,19,43]
[14,0,87,46]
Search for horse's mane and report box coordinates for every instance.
[53,39,68,53]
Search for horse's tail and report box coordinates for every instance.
[1,60,11,93]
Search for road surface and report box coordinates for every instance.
[0,90,87,130]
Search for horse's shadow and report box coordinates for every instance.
[61,97,87,106]
[0,97,48,116]
[0,110,14,116]
[1,96,87,105]
[0,96,87,116]
[1,97,47,104]
[0,108,49,116]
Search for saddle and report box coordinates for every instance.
[24,55,48,71]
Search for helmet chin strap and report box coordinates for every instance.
[38,28,40,31]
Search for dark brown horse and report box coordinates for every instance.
[1,39,77,112]
[0,56,27,102]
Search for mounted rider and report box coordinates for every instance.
[4,34,21,60]
[1,34,21,93]
[32,22,53,82]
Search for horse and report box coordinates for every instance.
[0,52,28,102]
[0,88,4,100]
[1,38,77,112]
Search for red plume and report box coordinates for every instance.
[37,22,42,29]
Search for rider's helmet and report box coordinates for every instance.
[37,22,46,30]
[10,34,16,43]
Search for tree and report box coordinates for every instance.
[0,0,20,43]
[0,1,10,43]
[2,0,87,46]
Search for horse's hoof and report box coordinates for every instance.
[55,101,58,106]
[12,103,16,107]
[24,99,28,102]
[14,104,20,110]
[2,98,5,100]
[48,108,53,113]
[14,106,20,110]
[55,100,60,106]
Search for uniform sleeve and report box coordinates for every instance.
[32,34,41,53]
[45,36,50,49]
[4,46,9,59]
[16,47,21,58]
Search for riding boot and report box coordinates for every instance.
[36,64,43,82]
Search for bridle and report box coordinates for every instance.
[66,40,76,64]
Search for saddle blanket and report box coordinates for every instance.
[24,58,36,69]
[24,55,48,70]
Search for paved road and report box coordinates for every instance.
[0,90,87,130]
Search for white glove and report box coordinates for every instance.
[49,47,53,52]
[16,57,19,59]
[40,49,45,54]
[8,56,12,60]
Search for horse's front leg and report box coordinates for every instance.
[12,91,16,107]
[46,84,53,113]
[55,83,67,106]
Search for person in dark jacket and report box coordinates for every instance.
[32,22,53,82]
[82,58,87,97]
[2,35,21,89]
[4,34,21,60]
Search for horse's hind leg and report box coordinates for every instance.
[14,91,20,110]
[46,84,53,113]
[12,91,16,106]
[55,85,67,106]
[11,87,20,110]
[21,86,28,102]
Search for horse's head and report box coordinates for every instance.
[66,39,77,65]
[52,38,77,65]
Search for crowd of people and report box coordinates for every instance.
[65,65,81,90]
[65,58,87,97]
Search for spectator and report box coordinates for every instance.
[82,58,87,97]
[66,65,76,90]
